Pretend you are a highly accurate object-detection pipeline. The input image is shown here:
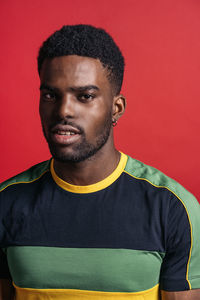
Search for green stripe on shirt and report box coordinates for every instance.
[7,246,164,292]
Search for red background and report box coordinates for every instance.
[0,0,200,201]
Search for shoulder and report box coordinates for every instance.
[0,160,51,193]
[124,154,198,208]
[124,154,200,290]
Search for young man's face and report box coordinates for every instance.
[39,55,115,163]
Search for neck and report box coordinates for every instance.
[53,141,120,186]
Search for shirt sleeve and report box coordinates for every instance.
[0,248,11,279]
[160,190,200,291]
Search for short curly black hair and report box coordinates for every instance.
[37,24,125,95]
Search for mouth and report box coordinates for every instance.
[50,125,82,145]
[56,130,77,136]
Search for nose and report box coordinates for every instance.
[56,94,75,119]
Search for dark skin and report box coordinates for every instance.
[39,55,126,185]
[161,290,200,299]
[0,279,14,300]
[1,55,199,299]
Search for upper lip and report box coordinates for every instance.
[51,124,81,134]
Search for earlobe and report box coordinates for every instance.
[112,94,126,121]
[112,118,118,127]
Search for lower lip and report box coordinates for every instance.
[51,133,81,145]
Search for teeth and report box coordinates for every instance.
[57,131,75,136]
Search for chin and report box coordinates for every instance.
[50,149,98,163]
[49,147,80,163]
[49,141,107,163]
[52,153,87,163]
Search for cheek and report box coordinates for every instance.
[39,111,50,133]
[87,100,111,123]
[39,104,51,125]
[86,109,112,136]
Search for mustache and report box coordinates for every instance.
[49,120,84,134]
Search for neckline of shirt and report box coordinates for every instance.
[50,152,128,194]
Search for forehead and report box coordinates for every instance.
[39,55,110,88]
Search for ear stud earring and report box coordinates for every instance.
[112,119,118,127]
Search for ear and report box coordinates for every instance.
[112,94,126,121]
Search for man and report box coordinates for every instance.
[0,25,200,300]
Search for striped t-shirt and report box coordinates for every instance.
[0,153,200,299]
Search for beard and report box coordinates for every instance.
[42,112,113,163]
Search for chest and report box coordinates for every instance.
[2,177,168,250]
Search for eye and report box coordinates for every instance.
[41,92,56,101]
[78,93,95,102]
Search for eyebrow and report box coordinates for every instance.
[39,84,100,92]
[39,84,59,92]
